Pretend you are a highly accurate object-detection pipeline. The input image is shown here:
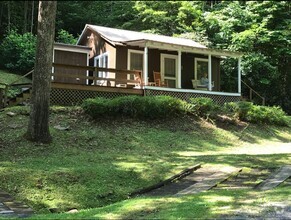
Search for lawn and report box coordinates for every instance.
[0,106,290,219]
[0,70,31,85]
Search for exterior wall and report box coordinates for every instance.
[78,29,116,69]
[53,50,88,84]
[78,29,116,84]
[78,30,221,90]
[181,53,220,91]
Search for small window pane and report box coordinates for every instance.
[197,61,208,80]
[130,53,143,71]
[164,58,176,77]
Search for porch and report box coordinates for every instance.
[50,63,241,106]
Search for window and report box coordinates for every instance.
[194,58,208,80]
[161,54,178,88]
[94,53,108,78]
[127,49,144,81]
[94,53,108,86]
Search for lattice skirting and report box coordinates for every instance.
[50,88,241,106]
[50,88,140,106]
[144,89,241,105]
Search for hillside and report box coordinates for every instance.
[0,106,290,219]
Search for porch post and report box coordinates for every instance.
[238,57,241,94]
[177,50,182,88]
[208,54,212,91]
[144,45,148,85]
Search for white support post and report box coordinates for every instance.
[144,45,148,85]
[238,57,242,94]
[177,50,182,88]
[208,54,212,91]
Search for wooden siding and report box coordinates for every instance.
[78,30,221,90]
[53,50,88,84]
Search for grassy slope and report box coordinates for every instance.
[0,70,31,85]
[0,106,290,219]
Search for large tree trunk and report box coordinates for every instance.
[26,1,57,143]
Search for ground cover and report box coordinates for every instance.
[0,70,31,85]
[0,106,290,219]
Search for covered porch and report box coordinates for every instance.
[126,39,243,95]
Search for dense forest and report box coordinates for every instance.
[0,1,290,113]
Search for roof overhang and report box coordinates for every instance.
[124,39,243,58]
[54,43,91,54]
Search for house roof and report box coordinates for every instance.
[54,43,91,53]
[82,24,207,49]
[77,24,243,58]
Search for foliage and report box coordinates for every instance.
[202,1,291,113]
[224,101,288,126]
[56,29,77,45]
[0,1,290,113]
[189,97,219,117]
[0,30,36,73]
[82,95,188,119]
[132,1,204,36]
[0,106,290,215]
[0,70,32,85]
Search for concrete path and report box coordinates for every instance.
[0,190,34,218]
[257,165,291,190]
[145,166,242,197]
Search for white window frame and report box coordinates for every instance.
[161,53,178,88]
[94,52,109,78]
[194,58,208,80]
[127,49,144,80]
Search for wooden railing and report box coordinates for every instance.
[52,63,143,87]
[241,80,265,105]
[0,70,33,108]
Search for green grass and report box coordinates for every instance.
[0,106,290,219]
[0,69,31,85]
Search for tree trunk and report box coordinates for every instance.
[23,1,28,33]
[7,1,10,32]
[30,1,34,33]
[26,1,57,143]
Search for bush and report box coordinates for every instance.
[224,101,288,126]
[0,30,36,73]
[82,95,188,119]
[82,97,109,119]
[56,29,77,45]
[189,97,219,117]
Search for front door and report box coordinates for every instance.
[161,54,178,88]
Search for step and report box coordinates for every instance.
[257,165,291,190]
[144,166,242,197]
[176,166,242,196]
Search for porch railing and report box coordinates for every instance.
[241,80,265,105]
[0,70,33,108]
[52,63,143,87]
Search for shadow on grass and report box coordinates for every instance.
[0,109,290,214]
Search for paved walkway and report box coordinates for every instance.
[145,165,242,196]
[257,165,291,190]
[0,190,34,218]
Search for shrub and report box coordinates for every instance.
[189,97,219,116]
[0,30,36,73]
[82,97,109,119]
[224,101,253,120]
[82,95,188,119]
[224,101,288,126]
[56,29,77,45]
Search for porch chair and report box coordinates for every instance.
[153,71,168,87]
[192,79,214,90]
